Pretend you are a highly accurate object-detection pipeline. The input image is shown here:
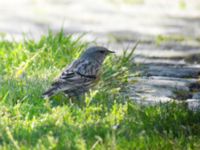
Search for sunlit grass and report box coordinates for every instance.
[0,31,200,149]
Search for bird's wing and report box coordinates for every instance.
[51,59,98,89]
[75,59,99,79]
[43,59,100,98]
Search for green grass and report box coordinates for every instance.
[155,34,187,45]
[0,31,200,150]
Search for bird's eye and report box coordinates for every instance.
[99,50,105,54]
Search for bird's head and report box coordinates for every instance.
[81,46,114,63]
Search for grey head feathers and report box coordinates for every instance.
[80,46,114,64]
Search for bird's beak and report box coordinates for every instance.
[107,50,115,53]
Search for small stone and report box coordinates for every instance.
[192,93,200,99]
[186,99,200,111]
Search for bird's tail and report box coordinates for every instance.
[42,87,58,99]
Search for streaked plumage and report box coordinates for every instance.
[42,46,114,99]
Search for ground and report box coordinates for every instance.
[1,0,200,107]
[0,31,200,149]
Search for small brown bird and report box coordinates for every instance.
[42,46,114,100]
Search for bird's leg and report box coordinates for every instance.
[65,90,85,106]
[76,94,85,101]
[73,93,86,107]
[76,95,82,101]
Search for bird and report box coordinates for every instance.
[42,46,114,100]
